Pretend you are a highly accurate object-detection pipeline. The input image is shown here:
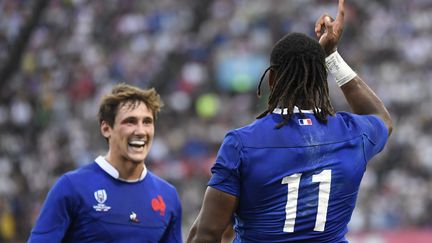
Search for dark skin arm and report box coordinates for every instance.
[315,0,393,136]
[186,187,238,243]
[340,77,393,136]
[221,223,235,243]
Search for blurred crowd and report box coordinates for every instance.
[0,0,431,241]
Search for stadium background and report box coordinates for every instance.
[0,0,431,242]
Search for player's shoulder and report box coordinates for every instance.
[63,162,99,181]
[333,111,388,138]
[46,164,95,194]
[230,117,268,137]
[146,171,178,193]
[220,116,279,148]
[334,111,385,129]
[335,111,381,121]
[334,111,360,121]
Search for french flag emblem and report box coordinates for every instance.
[298,118,313,126]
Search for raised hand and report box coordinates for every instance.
[314,0,345,56]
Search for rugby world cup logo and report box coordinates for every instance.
[94,189,107,204]
[93,189,111,212]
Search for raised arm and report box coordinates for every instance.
[315,0,392,135]
[186,187,238,243]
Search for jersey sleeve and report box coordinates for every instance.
[160,189,183,243]
[28,175,78,242]
[208,131,242,197]
[341,113,389,162]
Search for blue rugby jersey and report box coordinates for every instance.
[29,156,182,243]
[208,108,388,243]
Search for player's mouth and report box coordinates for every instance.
[128,139,147,151]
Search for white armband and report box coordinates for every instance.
[325,51,357,87]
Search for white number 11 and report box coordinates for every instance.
[281,170,331,232]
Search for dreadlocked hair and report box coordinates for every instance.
[256,32,335,128]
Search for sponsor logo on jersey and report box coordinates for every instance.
[93,189,111,212]
[298,118,313,126]
[152,195,166,216]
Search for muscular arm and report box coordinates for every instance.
[186,187,238,243]
[340,76,392,135]
[315,0,393,135]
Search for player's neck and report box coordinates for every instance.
[294,100,313,110]
[118,161,144,181]
[104,154,145,181]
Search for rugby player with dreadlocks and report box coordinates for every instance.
[187,0,392,242]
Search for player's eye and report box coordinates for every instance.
[122,117,137,125]
[143,117,153,125]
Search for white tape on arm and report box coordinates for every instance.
[325,51,357,87]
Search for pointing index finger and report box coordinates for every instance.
[335,0,345,23]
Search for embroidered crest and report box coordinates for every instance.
[93,189,111,212]
[152,195,166,216]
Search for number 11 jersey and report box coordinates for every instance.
[208,108,388,243]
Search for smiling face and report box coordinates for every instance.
[101,101,155,165]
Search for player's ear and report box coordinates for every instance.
[268,68,275,88]
[100,121,111,139]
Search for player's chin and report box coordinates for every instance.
[127,151,148,164]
